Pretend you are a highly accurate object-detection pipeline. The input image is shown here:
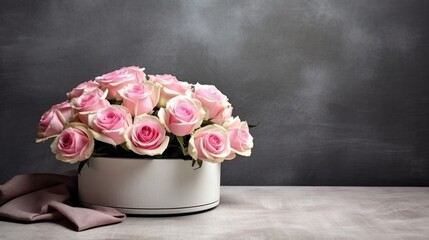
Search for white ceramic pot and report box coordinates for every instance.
[78,157,220,215]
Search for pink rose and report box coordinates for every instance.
[123,66,146,82]
[96,66,145,100]
[67,80,100,99]
[125,114,170,156]
[192,83,232,124]
[188,124,231,163]
[158,95,205,136]
[71,89,110,124]
[50,123,94,163]
[89,105,132,145]
[36,101,74,142]
[149,74,191,107]
[118,82,161,116]
[223,116,254,159]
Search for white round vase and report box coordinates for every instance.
[78,157,220,215]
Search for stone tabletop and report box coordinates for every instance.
[1,186,429,239]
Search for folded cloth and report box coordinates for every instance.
[0,172,125,231]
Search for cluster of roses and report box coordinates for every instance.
[36,66,253,165]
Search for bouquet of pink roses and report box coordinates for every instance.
[36,66,254,168]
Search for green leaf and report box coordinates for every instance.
[119,143,130,151]
[201,120,214,127]
[78,159,89,175]
[194,159,203,170]
[176,136,189,156]
[248,121,260,128]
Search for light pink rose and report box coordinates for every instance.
[119,82,161,116]
[67,80,100,99]
[36,101,74,142]
[149,74,191,107]
[96,66,145,100]
[192,83,232,124]
[125,114,170,156]
[89,105,132,145]
[158,95,205,136]
[223,116,254,159]
[71,89,110,124]
[188,124,231,163]
[123,66,146,82]
[50,123,94,163]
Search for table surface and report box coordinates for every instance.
[1,186,429,240]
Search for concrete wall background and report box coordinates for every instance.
[1,0,428,185]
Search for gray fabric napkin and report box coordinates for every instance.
[0,172,126,231]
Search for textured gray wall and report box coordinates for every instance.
[1,0,428,185]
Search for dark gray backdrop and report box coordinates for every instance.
[1,0,428,185]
